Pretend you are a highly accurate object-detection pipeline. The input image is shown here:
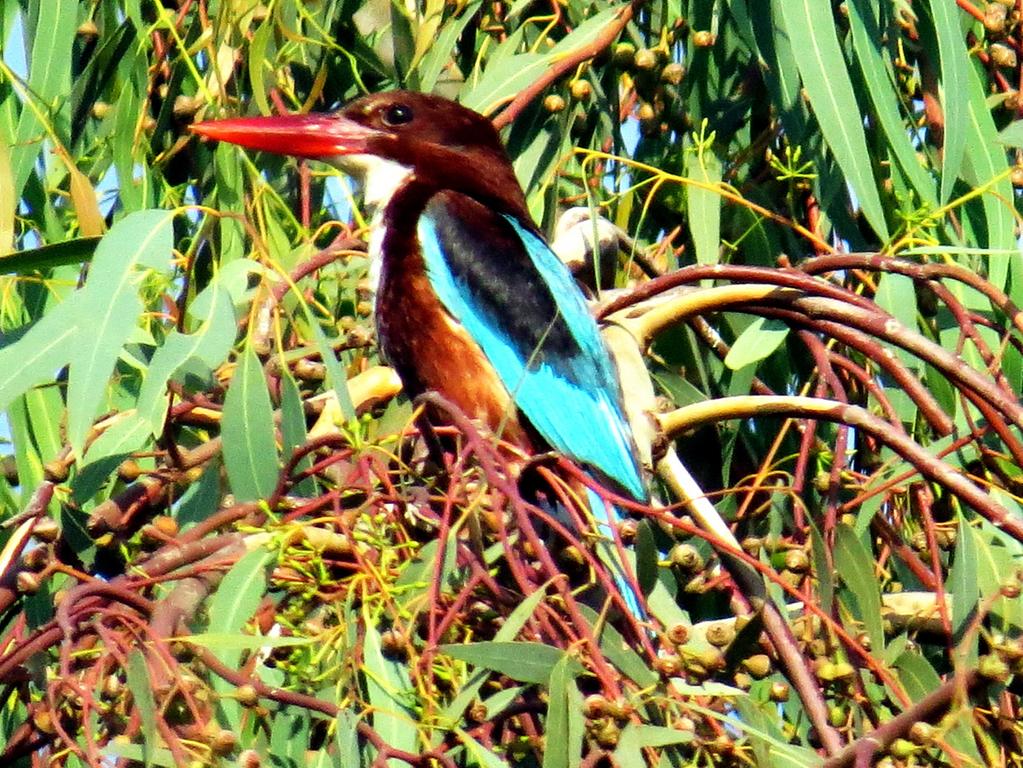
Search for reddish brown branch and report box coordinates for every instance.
[823,671,986,768]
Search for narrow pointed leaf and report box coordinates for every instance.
[685,144,722,266]
[66,210,174,458]
[960,61,1017,294]
[297,300,356,421]
[136,279,236,433]
[84,413,150,465]
[926,0,969,202]
[0,137,12,254]
[456,730,512,768]
[780,0,890,239]
[0,295,80,414]
[207,547,272,647]
[846,0,936,205]
[0,236,100,272]
[8,0,78,197]
[834,524,884,653]
[725,318,789,370]
[419,1,483,91]
[221,343,279,502]
[543,655,583,768]
[463,7,618,111]
[207,547,272,730]
[335,709,362,768]
[363,621,418,758]
[894,650,982,762]
[439,641,583,684]
[280,370,315,496]
[125,650,157,768]
[949,517,979,646]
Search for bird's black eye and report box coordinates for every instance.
[381,103,414,127]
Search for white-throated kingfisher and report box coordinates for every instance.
[192,92,648,614]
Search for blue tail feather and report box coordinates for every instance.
[585,487,645,621]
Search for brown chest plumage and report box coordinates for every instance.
[375,253,531,450]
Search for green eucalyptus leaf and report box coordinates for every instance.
[0,236,100,271]
[834,524,884,654]
[724,318,789,370]
[925,0,969,203]
[125,650,158,768]
[542,654,583,768]
[221,343,279,502]
[780,0,890,240]
[439,641,584,685]
[66,210,174,458]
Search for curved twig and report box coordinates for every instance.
[659,396,1021,540]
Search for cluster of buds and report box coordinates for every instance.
[607,18,696,138]
[983,1,1021,40]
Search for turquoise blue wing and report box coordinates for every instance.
[416,191,646,502]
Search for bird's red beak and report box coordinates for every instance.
[190,113,375,159]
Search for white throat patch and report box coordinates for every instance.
[331,153,413,212]
[328,154,413,300]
